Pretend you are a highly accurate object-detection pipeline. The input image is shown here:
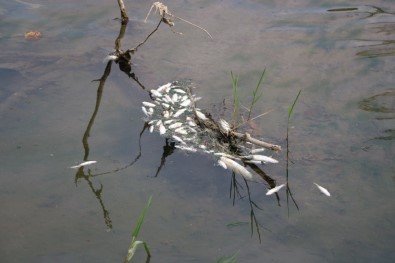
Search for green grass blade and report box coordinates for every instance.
[132,195,152,238]
[125,195,153,262]
[248,69,266,120]
[252,69,265,103]
[288,89,302,122]
[216,251,238,263]
[231,71,240,127]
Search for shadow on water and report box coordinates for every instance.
[72,11,298,241]
[358,90,395,141]
[329,5,395,58]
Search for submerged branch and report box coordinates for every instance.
[117,0,129,23]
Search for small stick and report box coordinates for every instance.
[232,132,282,151]
[171,14,213,39]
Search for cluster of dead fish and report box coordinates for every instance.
[142,81,281,180]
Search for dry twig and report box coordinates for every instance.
[145,2,213,39]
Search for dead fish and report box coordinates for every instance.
[142,106,149,117]
[157,82,171,92]
[142,101,156,108]
[174,127,188,135]
[161,102,170,109]
[251,148,265,154]
[165,94,173,104]
[159,123,166,135]
[163,111,170,118]
[219,119,230,134]
[173,89,186,94]
[70,160,97,169]
[156,120,162,126]
[219,156,253,180]
[164,119,174,124]
[150,89,162,97]
[173,108,186,118]
[180,99,191,107]
[188,120,197,127]
[217,159,227,169]
[148,107,154,114]
[168,122,183,129]
[249,155,278,164]
[162,97,170,104]
[172,93,179,103]
[172,135,185,144]
[266,184,286,196]
[149,125,154,133]
[195,110,207,120]
[314,183,331,196]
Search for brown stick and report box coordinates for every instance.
[232,131,282,152]
[117,0,129,23]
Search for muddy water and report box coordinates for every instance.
[0,0,394,262]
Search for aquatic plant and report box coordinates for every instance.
[230,71,240,128]
[247,69,266,120]
[285,89,301,213]
[124,195,152,263]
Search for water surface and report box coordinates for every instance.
[0,0,394,262]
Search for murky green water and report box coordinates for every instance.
[1,0,394,262]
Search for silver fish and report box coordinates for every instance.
[174,127,188,135]
[168,122,183,129]
[180,99,191,107]
[219,156,253,180]
[70,160,97,169]
[266,184,286,196]
[173,89,186,94]
[172,93,179,103]
[195,110,207,120]
[314,183,331,197]
[142,101,156,108]
[172,135,185,144]
[159,123,166,135]
[173,108,186,118]
[150,89,162,97]
[157,82,171,92]
[142,106,149,117]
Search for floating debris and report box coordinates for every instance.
[314,183,331,197]
[266,183,286,195]
[141,80,281,180]
[70,161,97,169]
